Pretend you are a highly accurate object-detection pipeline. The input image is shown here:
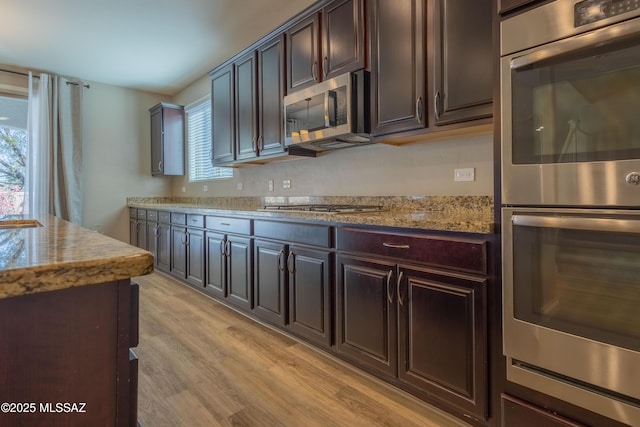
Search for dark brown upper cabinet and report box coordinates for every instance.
[257,35,286,157]
[149,103,184,176]
[211,35,286,166]
[286,0,365,93]
[369,0,426,136]
[369,0,492,138]
[210,64,235,165]
[235,51,259,161]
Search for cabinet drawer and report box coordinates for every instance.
[158,211,171,223]
[170,212,186,225]
[205,216,252,235]
[186,214,204,228]
[129,208,137,218]
[137,209,147,220]
[336,227,487,275]
[254,220,332,248]
[146,210,158,221]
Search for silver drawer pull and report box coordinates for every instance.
[383,242,410,249]
[220,222,231,226]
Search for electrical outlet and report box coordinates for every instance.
[454,168,475,182]
[282,179,291,189]
[268,179,274,192]
[237,182,244,190]
[203,184,208,192]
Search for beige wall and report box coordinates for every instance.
[82,81,172,241]
[172,76,494,199]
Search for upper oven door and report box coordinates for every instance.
[501,7,640,206]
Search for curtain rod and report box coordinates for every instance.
[1,67,90,89]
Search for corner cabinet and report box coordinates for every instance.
[149,103,184,176]
[336,227,488,422]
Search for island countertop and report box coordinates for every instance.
[0,215,154,300]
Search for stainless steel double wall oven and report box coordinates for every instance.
[501,1,640,425]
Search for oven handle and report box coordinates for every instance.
[512,214,640,234]
[510,19,640,70]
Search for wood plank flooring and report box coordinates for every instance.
[133,272,470,427]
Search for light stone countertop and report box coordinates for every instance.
[128,195,495,234]
[0,215,154,300]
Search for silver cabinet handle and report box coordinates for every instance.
[185,231,190,247]
[258,135,264,150]
[219,239,225,255]
[180,231,187,245]
[312,61,318,82]
[225,240,231,257]
[323,56,328,78]
[158,160,163,171]
[434,91,441,120]
[287,252,295,274]
[220,222,231,226]
[277,249,285,272]
[386,269,394,303]
[397,271,405,306]
[383,242,410,249]
[416,96,423,123]
[252,137,257,153]
[154,224,160,237]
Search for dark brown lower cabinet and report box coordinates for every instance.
[0,280,139,426]
[254,239,287,325]
[155,219,171,273]
[287,245,332,348]
[205,230,253,310]
[501,395,587,427]
[336,227,489,422]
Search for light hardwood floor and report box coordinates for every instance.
[134,272,470,427]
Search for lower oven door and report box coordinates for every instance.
[503,207,640,426]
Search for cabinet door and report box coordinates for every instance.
[431,0,492,126]
[129,218,138,247]
[227,235,253,310]
[156,222,171,273]
[205,231,226,298]
[235,52,258,161]
[170,225,187,279]
[257,35,286,157]
[136,220,147,250]
[288,246,332,348]
[322,0,365,80]
[150,108,163,175]
[211,64,235,165]
[336,254,397,377]
[146,221,158,260]
[286,12,320,93]
[254,240,287,326]
[397,265,487,418]
[186,228,205,288]
[370,0,426,136]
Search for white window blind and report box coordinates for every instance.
[186,97,232,182]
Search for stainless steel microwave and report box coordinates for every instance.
[283,70,371,152]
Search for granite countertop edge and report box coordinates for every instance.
[0,215,154,300]
[128,201,495,235]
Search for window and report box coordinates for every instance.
[0,95,28,214]
[186,96,232,182]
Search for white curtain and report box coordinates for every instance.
[26,73,83,224]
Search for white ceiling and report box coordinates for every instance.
[0,0,316,95]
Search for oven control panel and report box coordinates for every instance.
[575,0,640,26]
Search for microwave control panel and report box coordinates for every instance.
[575,0,640,26]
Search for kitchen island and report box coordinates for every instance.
[0,215,153,427]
